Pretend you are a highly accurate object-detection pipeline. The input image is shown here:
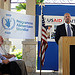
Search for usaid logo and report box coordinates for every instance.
[2,14,15,30]
[45,18,63,23]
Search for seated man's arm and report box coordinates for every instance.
[0,59,9,64]
[2,59,9,64]
[0,54,9,64]
[1,54,17,63]
[2,54,16,59]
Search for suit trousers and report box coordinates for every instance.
[0,61,22,75]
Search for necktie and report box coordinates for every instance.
[67,24,71,36]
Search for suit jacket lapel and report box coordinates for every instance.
[71,24,74,36]
[63,24,67,36]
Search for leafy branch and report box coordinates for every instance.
[36,0,44,5]
[16,3,26,11]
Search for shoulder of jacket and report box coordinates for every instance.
[57,23,65,27]
[71,24,75,26]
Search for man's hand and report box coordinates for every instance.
[2,59,9,64]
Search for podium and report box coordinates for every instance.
[59,37,75,75]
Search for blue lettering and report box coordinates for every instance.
[6,14,11,16]
[5,31,11,34]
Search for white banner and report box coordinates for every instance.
[0,9,35,39]
[44,0,75,3]
[39,15,75,41]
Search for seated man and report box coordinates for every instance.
[0,36,22,75]
[0,53,22,75]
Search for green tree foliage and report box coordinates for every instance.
[16,51,22,59]
[11,49,22,59]
[15,0,44,11]
[16,3,26,11]
[36,0,44,4]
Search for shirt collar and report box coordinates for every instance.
[65,23,71,27]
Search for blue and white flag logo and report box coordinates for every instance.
[2,17,15,30]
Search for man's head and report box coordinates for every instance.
[64,13,71,24]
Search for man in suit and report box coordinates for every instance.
[55,13,75,44]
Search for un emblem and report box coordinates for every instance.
[2,17,15,30]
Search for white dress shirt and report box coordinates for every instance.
[65,23,73,36]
